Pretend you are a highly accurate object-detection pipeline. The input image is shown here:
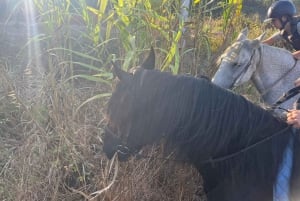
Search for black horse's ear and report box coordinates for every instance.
[141,46,155,70]
[112,64,132,82]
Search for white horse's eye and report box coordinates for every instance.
[233,62,241,67]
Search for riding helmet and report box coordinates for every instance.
[266,1,296,19]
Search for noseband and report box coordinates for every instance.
[104,126,132,156]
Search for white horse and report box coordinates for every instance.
[212,28,300,201]
[212,28,300,111]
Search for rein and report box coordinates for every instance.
[271,85,300,111]
[105,124,293,165]
[198,126,292,164]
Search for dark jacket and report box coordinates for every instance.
[281,16,300,50]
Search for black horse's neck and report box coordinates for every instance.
[108,69,292,183]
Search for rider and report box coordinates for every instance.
[262,1,300,128]
[263,5,300,201]
[263,1,300,59]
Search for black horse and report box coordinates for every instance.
[102,49,300,201]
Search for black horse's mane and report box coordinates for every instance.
[108,68,293,181]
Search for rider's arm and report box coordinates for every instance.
[262,32,282,45]
[293,22,300,59]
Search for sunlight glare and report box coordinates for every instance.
[24,0,44,76]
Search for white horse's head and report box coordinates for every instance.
[212,28,265,88]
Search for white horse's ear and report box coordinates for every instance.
[236,28,248,41]
[256,32,266,42]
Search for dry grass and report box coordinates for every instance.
[0,43,205,201]
[0,74,205,201]
[94,146,205,201]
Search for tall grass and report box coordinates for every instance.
[0,0,265,200]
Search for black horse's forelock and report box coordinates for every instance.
[105,68,292,182]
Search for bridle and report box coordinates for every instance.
[104,125,132,156]
[228,44,297,98]
[104,48,298,163]
[232,45,259,87]
[229,44,298,111]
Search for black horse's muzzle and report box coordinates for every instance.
[102,128,132,161]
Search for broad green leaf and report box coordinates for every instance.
[100,0,108,16]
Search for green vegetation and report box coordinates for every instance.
[0,0,272,200]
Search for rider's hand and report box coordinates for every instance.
[295,77,300,87]
[286,109,300,128]
[292,51,300,60]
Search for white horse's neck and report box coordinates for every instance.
[260,44,295,68]
[252,43,299,106]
